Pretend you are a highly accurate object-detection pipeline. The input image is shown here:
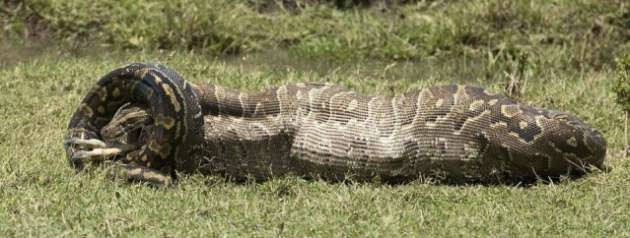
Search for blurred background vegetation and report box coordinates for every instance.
[3,0,628,64]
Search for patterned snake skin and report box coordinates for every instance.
[64,63,607,185]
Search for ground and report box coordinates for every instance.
[1,0,629,236]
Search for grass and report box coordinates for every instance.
[4,0,629,62]
[1,0,630,236]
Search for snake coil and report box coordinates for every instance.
[64,63,204,183]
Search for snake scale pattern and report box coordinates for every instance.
[64,63,607,186]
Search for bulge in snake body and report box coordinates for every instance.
[138,83,607,183]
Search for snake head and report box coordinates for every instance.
[100,103,152,146]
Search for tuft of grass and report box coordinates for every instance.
[613,53,630,155]
[614,53,630,112]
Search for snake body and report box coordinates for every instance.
[65,63,607,185]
